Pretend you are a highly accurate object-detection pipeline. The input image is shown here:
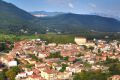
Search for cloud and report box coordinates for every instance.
[68,3,74,9]
[89,3,96,9]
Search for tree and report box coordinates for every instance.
[73,71,108,80]
[98,49,101,53]
[63,56,69,61]
[47,52,63,59]
[5,69,16,80]
[25,64,34,69]
[11,66,21,74]
[0,43,6,52]
[89,46,94,51]
[73,71,89,80]
[0,72,5,80]
[109,63,120,75]
[29,54,42,62]
[59,64,68,72]
[104,58,119,64]
[5,66,21,80]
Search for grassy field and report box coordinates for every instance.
[0,32,120,44]
[0,34,75,44]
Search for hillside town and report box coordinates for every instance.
[0,37,120,80]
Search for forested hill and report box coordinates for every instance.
[35,13,120,33]
[0,0,36,33]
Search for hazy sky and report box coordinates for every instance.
[3,0,120,16]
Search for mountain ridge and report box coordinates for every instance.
[35,13,120,33]
[0,0,120,34]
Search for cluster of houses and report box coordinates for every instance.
[0,37,120,80]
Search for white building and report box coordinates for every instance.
[8,60,17,67]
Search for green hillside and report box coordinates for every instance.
[0,0,120,34]
[35,13,120,34]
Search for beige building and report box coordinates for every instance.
[85,42,95,47]
[41,69,58,80]
[57,71,72,80]
[74,37,95,47]
[74,37,87,45]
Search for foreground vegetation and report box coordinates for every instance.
[0,34,75,43]
[0,32,120,42]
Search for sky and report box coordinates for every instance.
[3,0,120,17]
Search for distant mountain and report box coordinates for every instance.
[30,11,64,17]
[34,13,120,33]
[90,13,120,21]
[0,0,120,34]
